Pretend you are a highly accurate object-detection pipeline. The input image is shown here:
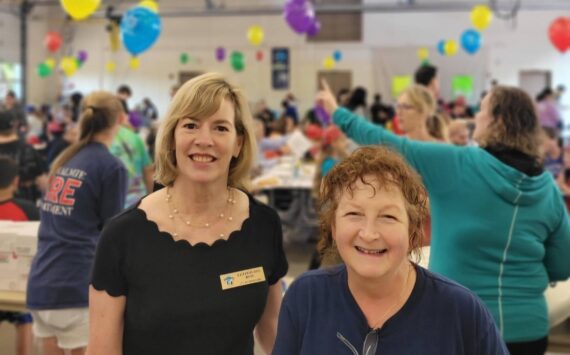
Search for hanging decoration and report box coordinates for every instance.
[60,0,100,20]
[121,6,161,56]
[215,47,226,62]
[470,4,493,31]
[460,29,482,55]
[247,25,265,46]
[44,32,63,53]
[283,0,320,37]
[230,51,245,72]
[322,56,335,70]
[548,17,570,53]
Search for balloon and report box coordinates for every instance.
[60,0,100,20]
[437,40,445,55]
[460,29,482,55]
[470,4,493,31]
[284,0,316,34]
[121,6,161,56]
[75,58,83,68]
[306,20,321,37]
[332,50,342,62]
[548,17,570,53]
[44,32,63,53]
[417,47,429,60]
[106,61,116,73]
[421,59,430,66]
[323,56,335,70]
[129,111,143,128]
[314,105,330,125]
[139,0,158,13]
[256,50,264,61]
[129,57,140,70]
[37,63,52,78]
[77,50,88,62]
[45,58,56,69]
[180,52,189,64]
[230,51,245,72]
[215,47,226,62]
[60,56,78,76]
[444,40,459,56]
[247,25,264,46]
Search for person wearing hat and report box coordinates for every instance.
[0,110,48,201]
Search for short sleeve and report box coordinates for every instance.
[268,210,288,285]
[91,213,129,296]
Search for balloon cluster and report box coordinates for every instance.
[283,0,321,37]
[60,0,100,20]
[322,50,342,70]
[549,17,570,53]
[38,34,89,78]
[430,3,490,59]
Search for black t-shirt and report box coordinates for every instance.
[91,194,288,355]
[0,140,47,201]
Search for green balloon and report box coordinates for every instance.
[37,62,52,78]
[180,53,189,64]
[75,58,83,68]
[230,51,245,72]
[421,59,430,66]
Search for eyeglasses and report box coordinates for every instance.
[395,103,416,111]
[362,330,379,355]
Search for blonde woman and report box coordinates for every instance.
[27,92,127,355]
[88,73,288,355]
[395,84,448,142]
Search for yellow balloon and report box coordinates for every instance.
[106,61,116,73]
[470,4,493,30]
[444,40,459,56]
[60,0,101,21]
[323,56,335,70]
[129,57,140,70]
[45,58,56,69]
[60,56,78,76]
[139,0,158,13]
[247,25,264,46]
[417,47,429,60]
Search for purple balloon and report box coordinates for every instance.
[314,105,330,125]
[306,20,321,37]
[215,47,226,62]
[129,111,143,129]
[77,50,88,62]
[284,1,315,34]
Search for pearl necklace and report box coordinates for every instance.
[165,187,236,239]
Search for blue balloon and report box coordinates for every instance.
[121,7,161,56]
[333,50,342,62]
[461,29,482,55]
[437,40,446,55]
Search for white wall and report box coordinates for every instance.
[25,7,570,116]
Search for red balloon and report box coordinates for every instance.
[549,17,570,53]
[44,32,63,53]
[256,50,264,61]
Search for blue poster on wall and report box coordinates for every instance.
[272,47,289,90]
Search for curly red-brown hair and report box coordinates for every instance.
[317,145,428,263]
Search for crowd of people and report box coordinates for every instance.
[0,63,567,355]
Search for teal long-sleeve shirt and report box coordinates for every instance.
[333,107,570,342]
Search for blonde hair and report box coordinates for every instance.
[476,86,541,158]
[154,73,256,191]
[404,84,436,118]
[50,91,122,176]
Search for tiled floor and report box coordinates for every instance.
[2,242,570,354]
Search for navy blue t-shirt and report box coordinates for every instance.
[27,142,127,309]
[273,264,508,355]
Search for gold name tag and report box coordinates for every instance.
[220,267,266,290]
